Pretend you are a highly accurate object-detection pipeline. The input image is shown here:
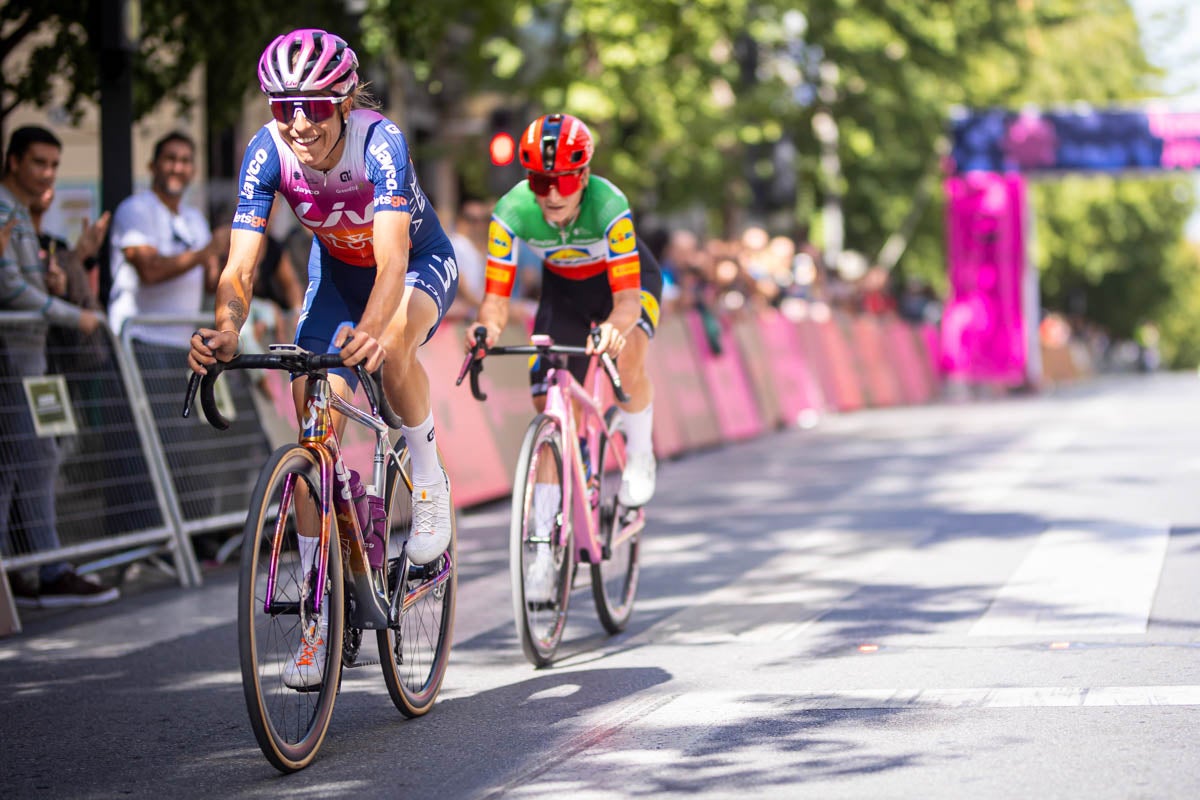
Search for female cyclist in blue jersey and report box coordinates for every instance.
[188,29,457,574]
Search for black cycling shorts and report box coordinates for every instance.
[529,239,662,396]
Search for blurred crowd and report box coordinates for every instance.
[642,224,942,337]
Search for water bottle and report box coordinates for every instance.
[348,469,370,534]
[364,488,388,571]
[349,470,387,569]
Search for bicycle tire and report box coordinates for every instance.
[591,406,640,633]
[378,446,457,716]
[510,414,573,667]
[238,444,345,773]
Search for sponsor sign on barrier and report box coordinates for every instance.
[685,311,763,441]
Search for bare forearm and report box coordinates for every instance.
[606,290,642,335]
[133,249,210,285]
[358,258,408,338]
[477,293,510,332]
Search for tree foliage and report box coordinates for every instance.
[0,1,352,133]
[7,0,1199,363]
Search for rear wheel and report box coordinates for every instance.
[510,414,573,667]
[239,444,344,773]
[378,446,457,716]
[591,407,640,633]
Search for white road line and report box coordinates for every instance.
[971,520,1170,636]
[640,686,1200,718]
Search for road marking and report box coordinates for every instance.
[639,686,1200,718]
[971,521,1169,636]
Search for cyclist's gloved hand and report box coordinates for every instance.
[587,321,626,358]
[188,327,239,375]
[336,323,387,373]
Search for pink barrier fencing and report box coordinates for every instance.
[248,308,941,510]
[848,314,903,408]
[731,314,783,430]
[813,315,866,412]
[685,311,764,442]
[882,316,934,405]
[422,324,513,506]
[650,314,723,452]
[753,310,825,425]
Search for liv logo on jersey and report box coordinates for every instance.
[295,200,373,228]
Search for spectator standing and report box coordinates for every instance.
[446,195,492,319]
[0,125,118,607]
[108,132,226,347]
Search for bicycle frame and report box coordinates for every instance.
[539,350,645,565]
[264,374,450,629]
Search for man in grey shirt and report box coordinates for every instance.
[0,125,118,607]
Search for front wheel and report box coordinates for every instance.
[378,445,457,716]
[510,414,573,667]
[239,444,345,773]
[591,407,640,633]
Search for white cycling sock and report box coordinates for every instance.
[620,403,654,456]
[533,483,562,539]
[402,412,442,486]
[298,534,320,575]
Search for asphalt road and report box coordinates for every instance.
[3,372,1199,799]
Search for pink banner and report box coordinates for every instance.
[685,311,763,441]
[941,173,1029,385]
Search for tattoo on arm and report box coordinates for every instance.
[226,298,247,330]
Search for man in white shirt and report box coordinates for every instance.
[446,195,491,319]
[108,132,225,346]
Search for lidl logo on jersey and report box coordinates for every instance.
[608,216,636,255]
[489,223,513,259]
[545,247,596,266]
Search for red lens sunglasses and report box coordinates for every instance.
[527,169,585,197]
[269,96,347,125]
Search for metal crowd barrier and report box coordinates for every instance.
[119,314,272,555]
[0,312,201,588]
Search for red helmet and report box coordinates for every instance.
[518,114,594,173]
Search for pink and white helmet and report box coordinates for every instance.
[258,28,359,95]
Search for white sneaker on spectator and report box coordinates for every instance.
[283,621,327,690]
[524,543,557,603]
[408,473,452,565]
[618,451,657,508]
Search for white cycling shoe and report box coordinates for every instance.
[618,451,657,508]
[524,543,558,604]
[407,473,452,565]
[283,621,327,690]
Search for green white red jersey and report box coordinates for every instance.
[485,176,642,297]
